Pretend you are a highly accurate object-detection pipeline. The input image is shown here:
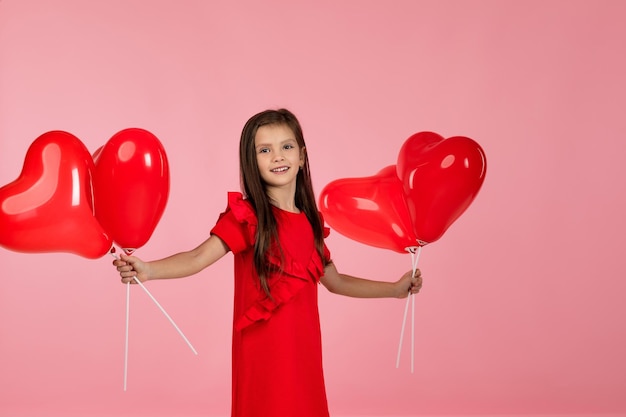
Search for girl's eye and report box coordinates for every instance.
[284,144,294,150]
[258,148,270,153]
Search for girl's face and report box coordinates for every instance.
[254,123,304,192]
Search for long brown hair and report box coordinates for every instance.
[239,108,329,296]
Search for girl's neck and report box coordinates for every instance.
[266,187,299,213]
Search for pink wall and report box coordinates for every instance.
[1,1,625,416]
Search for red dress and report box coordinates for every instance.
[211,192,331,417]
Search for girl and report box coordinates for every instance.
[114,108,423,417]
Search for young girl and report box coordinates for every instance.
[114,108,423,417]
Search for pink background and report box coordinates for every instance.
[1,1,625,416]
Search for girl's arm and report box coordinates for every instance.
[113,234,230,284]
[320,262,422,299]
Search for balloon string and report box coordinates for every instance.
[396,246,422,373]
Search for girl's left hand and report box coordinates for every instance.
[397,269,423,298]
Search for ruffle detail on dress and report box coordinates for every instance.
[234,240,327,332]
[225,191,330,331]
[226,192,257,245]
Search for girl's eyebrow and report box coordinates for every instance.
[255,138,297,149]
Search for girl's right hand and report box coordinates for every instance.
[113,254,149,284]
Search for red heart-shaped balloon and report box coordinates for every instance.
[319,132,487,251]
[0,131,113,258]
[319,165,419,253]
[397,132,487,244]
[93,128,169,253]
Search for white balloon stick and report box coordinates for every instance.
[396,246,422,373]
[124,281,130,391]
[111,249,198,391]
[130,274,198,355]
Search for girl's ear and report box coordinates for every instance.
[300,146,306,167]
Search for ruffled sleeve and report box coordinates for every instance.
[210,192,257,254]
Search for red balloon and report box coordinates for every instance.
[319,165,419,253]
[0,131,113,258]
[93,128,169,253]
[92,145,103,162]
[397,132,487,245]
